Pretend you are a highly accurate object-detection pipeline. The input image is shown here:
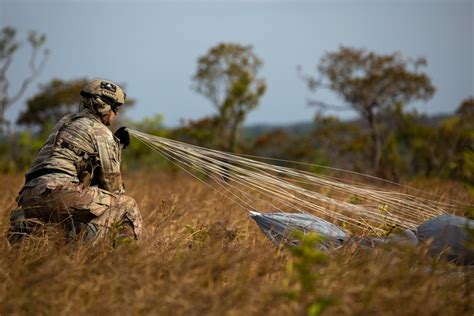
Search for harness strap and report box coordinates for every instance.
[56,139,98,160]
[25,168,73,183]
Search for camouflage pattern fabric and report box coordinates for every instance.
[25,109,124,193]
[13,108,143,241]
[17,181,143,239]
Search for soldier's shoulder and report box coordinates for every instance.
[91,121,113,138]
[65,111,114,139]
[54,113,77,128]
[67,115,97,133]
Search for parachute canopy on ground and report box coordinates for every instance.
[250,212,474,265]
[249,211,346,250]
[416,214,474,265]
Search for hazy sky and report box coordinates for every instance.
[1,0,473,127]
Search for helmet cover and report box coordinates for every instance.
[80,79,127,120]
[80,79,126,105]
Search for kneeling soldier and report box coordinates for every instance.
[8,79,143,243]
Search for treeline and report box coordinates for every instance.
[1,98,472,185]
[147,100,473,184]
[0,27,472,184]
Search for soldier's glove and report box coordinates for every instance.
[114,126,130,149]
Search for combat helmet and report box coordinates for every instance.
[80,79,126,117]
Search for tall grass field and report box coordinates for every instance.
[1,172,473,315]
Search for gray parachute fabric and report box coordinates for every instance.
[250,211,474,265]
[416,214,474,265]
[249,211,346,250]
[249,210,416,249]
[351,229,418,248]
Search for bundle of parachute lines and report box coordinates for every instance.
[128,129,474,265]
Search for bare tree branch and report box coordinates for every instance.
[29,43,39,72]
[297,65,332,91]
[8,47,48,106]
[306,99,352,112]
[0,53,13,76]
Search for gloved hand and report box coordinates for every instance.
[114,126,130,149]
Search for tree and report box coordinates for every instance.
[0,27,48,134]
[312,114,369,172]
[457,97,474,119]
[192,43,266,151]
[170,116,217,147]
[17,78,88,132]
[300,46,435,172]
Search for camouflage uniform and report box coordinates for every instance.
[11,108,143,242]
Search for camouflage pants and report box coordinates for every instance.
[12,181,143,241]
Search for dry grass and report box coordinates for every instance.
[0,171,473,315]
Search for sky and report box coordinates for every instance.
[1,0,473,127]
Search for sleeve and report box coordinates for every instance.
[94,128,124,194]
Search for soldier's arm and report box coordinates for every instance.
[94,129,124,194]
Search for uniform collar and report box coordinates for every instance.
[76,109,104,124]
